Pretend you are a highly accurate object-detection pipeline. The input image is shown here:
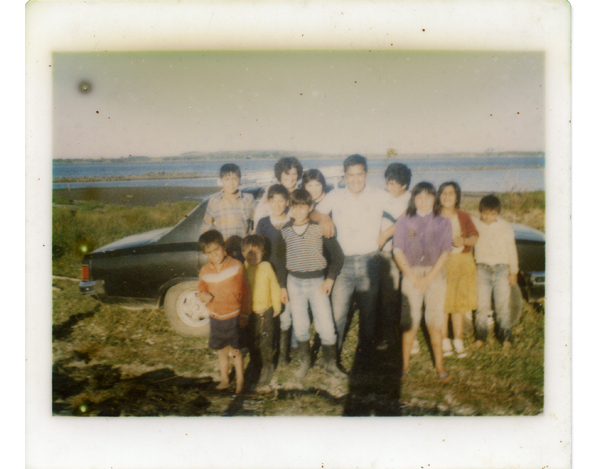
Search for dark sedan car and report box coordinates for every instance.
[79,188,545,337]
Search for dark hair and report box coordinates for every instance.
[274,157,303,182]
[289,188,313,207]
[479,194,501,213]
[267,184,289,200]
[241,234,266,253]
[406,182,440,216]
[219,163,241,179]
[198,230,225,251]
[302,169,327,191]
[384,163,412,188]
[343,154,368,173]
[224,235,244,263]
[438,181,462,209]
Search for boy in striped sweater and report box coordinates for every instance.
[277,189,346,380]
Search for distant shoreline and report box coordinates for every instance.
[53,165,543,183]
[52,151,545,165]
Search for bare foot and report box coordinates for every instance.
[235,380,244,394]
[437,371,452,384]
[470,340,484,350]
[502,341,513,350]
[216,381,230,390]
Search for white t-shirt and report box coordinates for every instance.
[380,191,411,252]
[317,185,391,256]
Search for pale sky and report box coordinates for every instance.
[53,50,544,159]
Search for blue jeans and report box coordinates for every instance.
[279,304,292,331]
[474,264,512,343]
[331,252,382,354]
[286,275,337,346]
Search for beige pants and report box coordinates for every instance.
[400,266,446,330]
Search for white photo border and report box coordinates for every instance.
[25,1,571,468]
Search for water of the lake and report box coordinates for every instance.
[53,156,544,193]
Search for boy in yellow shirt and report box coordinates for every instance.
[241,234,282,388]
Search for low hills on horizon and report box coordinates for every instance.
[53,149,545,165]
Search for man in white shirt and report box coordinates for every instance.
[314,154,391,366]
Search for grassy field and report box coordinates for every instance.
[52,190,545,416]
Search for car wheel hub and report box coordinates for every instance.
[176,289,209,328]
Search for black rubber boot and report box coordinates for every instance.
[257,337,274,387]
[294,341,311,380]
[279,329,291,366]
[322,344,347,379]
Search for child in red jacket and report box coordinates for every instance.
[198,230,251,393]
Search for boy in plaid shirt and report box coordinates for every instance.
[201,164,255,240]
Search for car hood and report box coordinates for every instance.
[92,227,172,253]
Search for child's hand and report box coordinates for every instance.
[319,278,335,296]
[452,236,465,247]
[281,288,289,305]
[408,273,430,293]
[508,273,518,286]
[198,292,213,303]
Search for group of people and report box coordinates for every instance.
[197,155,519,393]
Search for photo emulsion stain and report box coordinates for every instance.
[51,50,545,417]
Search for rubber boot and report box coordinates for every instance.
[294,341,311,380]
[312,333,324,368]
[322,344,347,379]
[257,337,274,386]
[279,329,290,366]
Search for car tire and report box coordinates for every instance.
[164,281,210,337]
[509,283,523,326]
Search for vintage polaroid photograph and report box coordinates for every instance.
[26,1,571,468]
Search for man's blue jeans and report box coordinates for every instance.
[474,263,512,343]
[331,252,382,356]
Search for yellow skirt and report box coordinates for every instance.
[444,252,477,314]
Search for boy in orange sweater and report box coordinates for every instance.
[197,230,251,393]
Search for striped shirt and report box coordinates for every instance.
[197,256,251,320]
[201,190,255,240]
[277,220,344,288]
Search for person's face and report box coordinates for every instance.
[414,191,436,214]
[268,194,288,217]
[290,203,312,225]
[386,179,408,198]
[440,185,458,210]
[221,172,240,195]
[345,164,367,195]
[242,245,263,267]
[304,179,324,202]
[280,168,299,192]
[204,243,227,267]
[480,209,499,225]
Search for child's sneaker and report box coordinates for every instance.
[411,338,420,355]
[453,339,467,358]
[442,338,453,357]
